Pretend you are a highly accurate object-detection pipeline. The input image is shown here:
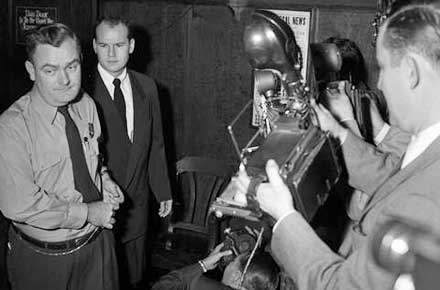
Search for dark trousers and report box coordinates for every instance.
[0,213,9,290]
[117,234,147,289]
[7,228,119,290]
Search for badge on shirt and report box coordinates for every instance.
[88,123,94,138]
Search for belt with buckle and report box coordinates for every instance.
[13,226,102,251]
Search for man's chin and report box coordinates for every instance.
[57,89,81,104]
[103,63,127,75]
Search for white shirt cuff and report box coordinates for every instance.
[374,123,390,145]
[339,128,348,145]
[272,210,296,233]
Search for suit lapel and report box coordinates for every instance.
[93,71,113,108]
[360,136,440,219]
[92,70,128,143]
[124,71,149,187]
[93,70,128,133]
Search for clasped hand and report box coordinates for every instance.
[87,174,124,229]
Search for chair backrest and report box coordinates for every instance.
[169,156,235,236]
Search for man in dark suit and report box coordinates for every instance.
[86,17,173,289]
[233,3,440,290]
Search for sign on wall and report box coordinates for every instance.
[252,9,312,127]
[270,9,312,80]
[16,6,57,44]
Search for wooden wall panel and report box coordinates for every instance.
[1,1,10,112]
[101,2,255,163]
[179,6,253,161]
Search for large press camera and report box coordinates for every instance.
[210,10,342,224]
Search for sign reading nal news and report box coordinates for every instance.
[252,10,312,127]
[16,6,57,44]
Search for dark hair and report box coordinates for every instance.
[383,3,440,68]
[25,23,81,62]
[238,251,280,290]
[324,37,367,86]
[94,16,133,40]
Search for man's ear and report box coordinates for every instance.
[25,60,35,81]
[92,38,97,53]
[404,55,420,90]
[129,38,135,54]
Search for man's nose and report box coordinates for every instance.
[108,45,116,57]
[58,69,70,85]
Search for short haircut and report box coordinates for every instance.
[238,251,280,290]
[94,16,133,40]
[382,3,440,69]
[24,23,81,62]
[324,37,367,86]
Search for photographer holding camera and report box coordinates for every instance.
[151,243,279,290]
[323,79,411,220]
[233,3,440,290]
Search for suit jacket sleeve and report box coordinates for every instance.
[151,263,232,290]
[151,263,202,290]
[376,125,410,157]
[271,189,440,290]
[271,211,389,290]
[147,79,172,202]
[341,130,404,196]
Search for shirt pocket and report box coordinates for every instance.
[78,120,99,157]
[33,151,65,193]
[35,151,63,173]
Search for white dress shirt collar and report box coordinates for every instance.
[97,64,128,98]
[401,121,440,168]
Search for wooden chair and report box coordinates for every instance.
[150,156,235,280]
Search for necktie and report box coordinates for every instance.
[58,106,101,203]
[113,78,127,131]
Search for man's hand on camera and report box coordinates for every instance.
[232,163,251,205]
[312,99,348,142]
[323,81,355,122]
[256,160,295,221]
[232,160,295,221]
[201,243,233,271]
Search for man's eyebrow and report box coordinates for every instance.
[65,58,81,67]
[40,63,58,70]
[97,40,127,45]
[39,58,80,70]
